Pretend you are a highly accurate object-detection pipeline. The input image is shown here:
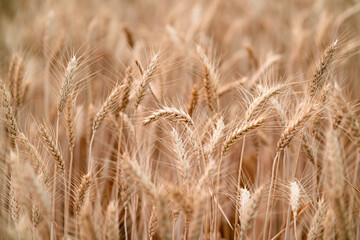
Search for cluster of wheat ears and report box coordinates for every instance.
[0,0,360,239]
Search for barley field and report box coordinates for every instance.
[0,0,360,239]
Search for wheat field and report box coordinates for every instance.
[0,0,360,239]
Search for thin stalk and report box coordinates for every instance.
[64,149,73,238]
[75,215,78,240]
[50,165,57,240]
[234,136,246,239]
[88,132,95,173]
[285,138,302,240]
[125,206,128,240]
[51,114,61,240]
[115,119,124,204]
[263,151,280,240]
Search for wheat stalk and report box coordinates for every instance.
[134,53,160,110]
[143,107,194,128]
[58,56,78,113]
[240,186,265,240]
[222,117,265,157]
[309,40,338,98]
[307,199,326,240]
[74,173,93,215]
[187,84,199,116]
[0,79,19,139]
[39,124,65,172]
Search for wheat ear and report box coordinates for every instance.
[134,53,159,110]
[240,186,265,240]
[307,199,326,240]
[10,54,24,109]
[16,132,49,183]
[171,129,191,184]
[244,84,282,122]
[197,45,219,112]
[309,40,338,98]
[289,181,301,240]
[119,67,134,112]
[65,92,75,151]
[9,178,21,224]
[39,124,65,172]
[187,84,199,116]
[276,104,315,152]
[32,204,40,229]
[73,173,93,215]
[222,117,265,157]
[92,84,125,132]
[142,107,194,128]
[58,56,78,113]
[0,79,19,139]
[148,205,158,240]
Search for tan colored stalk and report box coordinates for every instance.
[65,92,75,151]
[89,84,125,171]
[9,179,21,224]
[187,84,199,116]
[64,92,75,238]
[197,45,219,112]
[244,84,282,122]
[276,105,315,152]
[240,186,265,240]
[289,181,301,240]
[119,67,134,112]
[301,133,318,168]
[39,124,65,172]
[32,203,40,230]
[134,53,160,110]
[148,205,158,240]
[307,200,325,240]
[74,173,93,215]
[221,117,265,157]
[11,55,24,109]
[7,53,18,86]
[16,133,48,183]
[58,56,78,113]
[0,79,19,139]
[171,129,191,185]
[92,85,125,132]
[143,107,194,128]
[309,40,337,98]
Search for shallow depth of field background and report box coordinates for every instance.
[0,0,359,239]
